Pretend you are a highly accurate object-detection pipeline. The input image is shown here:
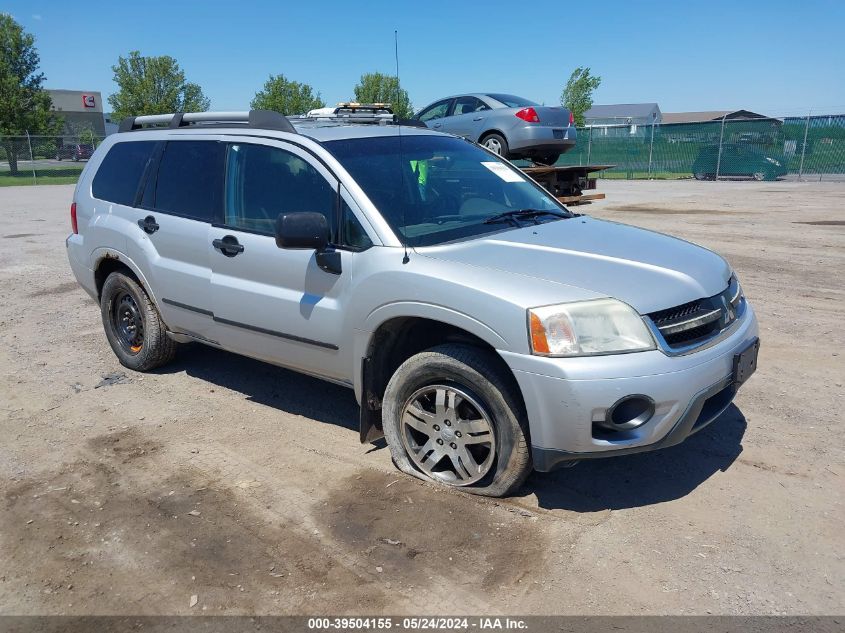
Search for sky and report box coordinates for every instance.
[7,0,845,117]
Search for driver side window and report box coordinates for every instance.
[224,143,335,238]
[418,100,451,123]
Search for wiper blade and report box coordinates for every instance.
[483,208,569,225]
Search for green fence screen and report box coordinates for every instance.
[557,114,845,180]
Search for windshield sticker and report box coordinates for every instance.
[481,162,525,183]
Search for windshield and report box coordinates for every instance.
[485,94,539,108]
[322,135,570,247]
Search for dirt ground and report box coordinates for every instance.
[0,180,842,616]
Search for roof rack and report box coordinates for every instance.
[118,109,296,134]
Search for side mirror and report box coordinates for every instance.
[275,212,329,250]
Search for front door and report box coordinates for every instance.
[417,98,453,132]
[208,139,350,381]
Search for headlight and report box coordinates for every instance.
[765,157,781,166]
[528,299,656,357]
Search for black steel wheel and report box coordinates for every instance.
[112,291,145,355]
[100,271,177,371]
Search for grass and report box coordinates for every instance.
[0,167,83,187]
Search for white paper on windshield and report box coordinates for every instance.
[481,161,525,183]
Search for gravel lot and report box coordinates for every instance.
[0,180,842,616]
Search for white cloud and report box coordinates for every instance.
[32,14,42,20]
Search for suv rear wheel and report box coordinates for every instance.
[100,272,177,371]
[382,344,531,497]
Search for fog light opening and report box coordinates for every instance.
[603,395,655,431]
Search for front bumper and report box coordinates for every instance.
[500,303,759,471]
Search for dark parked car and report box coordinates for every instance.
[693,144,787,181]
[413,93,576,165]
[56,143,95,161]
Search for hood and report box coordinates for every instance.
[417,217,732,314]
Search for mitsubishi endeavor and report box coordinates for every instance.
[66,110,759,497]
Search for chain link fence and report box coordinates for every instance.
[3,112,845,185]
[0,134,106,186]
[558,112,845,180]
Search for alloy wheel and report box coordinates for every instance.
[400,384,496,486]
[483,137,503,155]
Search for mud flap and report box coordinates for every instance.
[359,357,384,444]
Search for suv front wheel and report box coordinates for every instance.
[100,272,177,371]
[382,344,531,497]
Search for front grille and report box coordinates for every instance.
[648,277,742,350]
[650,299,711,328]
[662,322,720,346]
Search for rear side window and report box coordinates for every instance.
[92,141,157,205]
[154,141,224,222]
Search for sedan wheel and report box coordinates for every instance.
[484,137,503,154]
[400,385,496,485]
[481,133,509,158]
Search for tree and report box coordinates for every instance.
[251,74,325,115]
[560,67,602,127]
[66,120,97,148]
[108,51,210,122]
[353,72,412,119]
[0,14,61,174]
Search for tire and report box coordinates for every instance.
[480,132,510,158]
[382,343,531,497]
[535,154,560,166]
[693,172,710,181]
[752,172,767,181]
[100,272,177,372]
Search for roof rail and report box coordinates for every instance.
[118,110,296,134]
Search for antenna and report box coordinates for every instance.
[395,29,410,264]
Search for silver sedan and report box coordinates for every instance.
[413,93,576,165]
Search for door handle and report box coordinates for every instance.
[473,117,483,121]
[433,122,442,128]
[212,235,245,257]
[138,215,159,234]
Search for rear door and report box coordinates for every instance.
[208,139,355,381]
[445,96,491,140]
[125,138,224,341]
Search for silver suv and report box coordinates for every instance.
[66,110,759,497]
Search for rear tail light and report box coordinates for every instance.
[569,111,575,125]
[70,202,78,234]
[515,107,540,123]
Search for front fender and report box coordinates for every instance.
[351,300,508,400]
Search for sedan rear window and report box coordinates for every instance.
[486,94,539,108]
